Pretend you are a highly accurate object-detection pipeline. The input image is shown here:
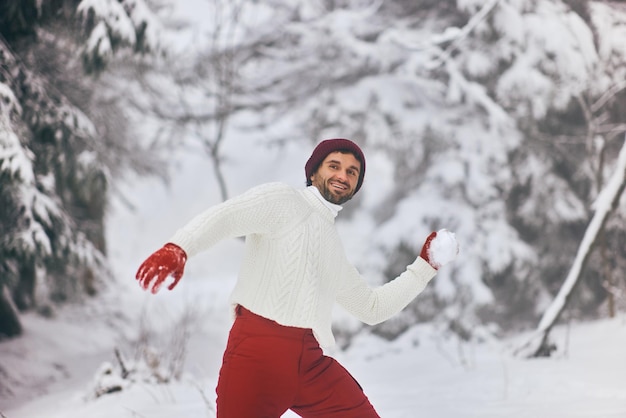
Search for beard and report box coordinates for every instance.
[317,178,355,205]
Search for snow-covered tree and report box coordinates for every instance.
[71,0,626,345]
[517,134,626,357]
[0,0,163,338]
[152,0,626,339]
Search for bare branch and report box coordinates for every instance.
[516,134,626,357]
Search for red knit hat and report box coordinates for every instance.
[305,138,366,193]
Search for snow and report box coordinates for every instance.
[536,136,626,333]
[428,229,459,269]
[0,130,33,184]
[2,0,626,417]
[77,0,137,45]
[2,143,626,418]
[2,275,626,417]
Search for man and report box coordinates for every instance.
[136,138,458,417]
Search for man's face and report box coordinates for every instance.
[310,151,361,205]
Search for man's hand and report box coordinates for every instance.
[420,229,459,270]
[136,243,188,293]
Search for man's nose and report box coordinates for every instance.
[336,170,349,181]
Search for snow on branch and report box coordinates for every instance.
[389,0,501,62]
[0,52,105,266]
[78,0,138,45]
[122,0,163,51]
[0,127,34,185]
[444,58,510,128]
[591,80,626,114]
[77,0,163,72]
[0,83,53,257]
[516,133,626,358]
[0,136,58,258]
[385,0,509,128]
[428,0,502,68]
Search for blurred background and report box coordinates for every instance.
[1,0,626,372]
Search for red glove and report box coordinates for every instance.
[420,231,439,270]
[420,229,459,270]
[136,243,188,294]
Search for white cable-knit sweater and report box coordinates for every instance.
[169,182,436,348]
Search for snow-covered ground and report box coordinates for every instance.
[2,149,626,418]
[2,280,626,418]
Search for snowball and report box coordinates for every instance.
[428,229,459,269]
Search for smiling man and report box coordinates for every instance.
[305,139,364,205]
[135,138,458,417]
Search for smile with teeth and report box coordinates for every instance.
[329,180,349,191]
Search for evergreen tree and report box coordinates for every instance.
[0,0,162,338]
[46,0,626,344]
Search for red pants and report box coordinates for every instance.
[216,305,380,418]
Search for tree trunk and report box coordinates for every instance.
[516,134,626,357]
[12,261,36,311]
[601,230,616,318]
[0,284,22,339]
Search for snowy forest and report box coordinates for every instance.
[1,0,626,366]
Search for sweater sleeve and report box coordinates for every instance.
[168,182,296,257]
[335,256,437,325]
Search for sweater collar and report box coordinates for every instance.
[306,186,343,217]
